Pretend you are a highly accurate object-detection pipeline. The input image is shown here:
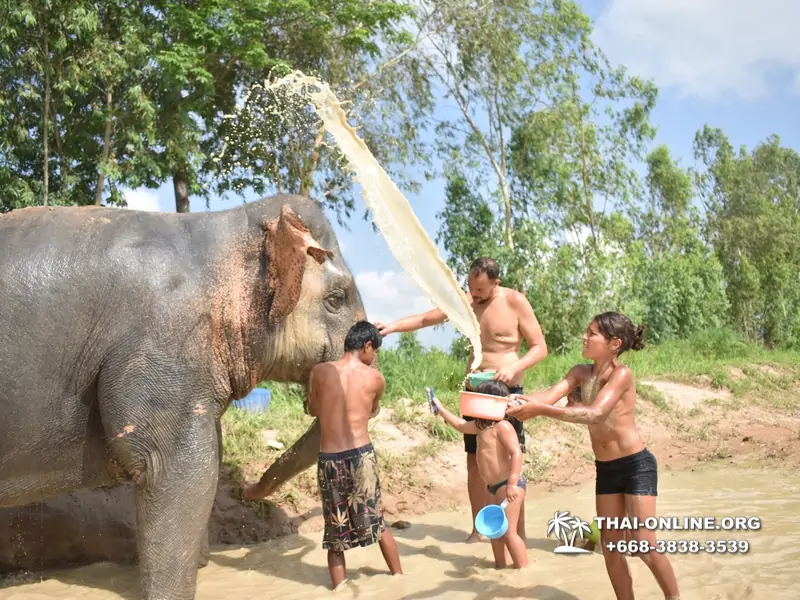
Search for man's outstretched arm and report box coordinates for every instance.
[375,306,448,336]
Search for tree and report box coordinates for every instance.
[694,127,800,347]
[203,0,434,223]
[415,0,655,255]
[0,2,159,212]
[430,0,656,346]
[625,145,728,342]
[0,1,99,210]
[396,331,425,358]
[435,170,497,282]
[1,1,428,215]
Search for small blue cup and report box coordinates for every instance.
[475,499,509,539]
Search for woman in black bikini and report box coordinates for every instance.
[507,312,680,600]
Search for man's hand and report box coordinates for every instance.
[492,364,519,385]
[506,397,543,421]
[506,484,521,503]
[374,321,393,337]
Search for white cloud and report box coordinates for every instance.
[124,188,163,212]
[355,270,456,350]
[593,0,800,100]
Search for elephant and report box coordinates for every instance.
[0,194,365,599]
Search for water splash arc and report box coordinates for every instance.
[272,71,482,370]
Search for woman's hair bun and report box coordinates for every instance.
[632,323,646,351]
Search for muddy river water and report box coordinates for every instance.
[1,466,797,599]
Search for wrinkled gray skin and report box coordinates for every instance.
[0,194,364,599]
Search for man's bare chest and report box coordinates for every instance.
[473,302,519,343]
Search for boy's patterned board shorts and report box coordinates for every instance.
[318,443,385,551]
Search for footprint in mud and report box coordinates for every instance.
[422,544,444,558]
[459,565,484,578]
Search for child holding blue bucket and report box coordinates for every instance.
[507,312,680,600]
[431,380,528,569]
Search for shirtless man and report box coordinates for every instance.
[506,312,680,600]
[375,257,548,542]
[303,321,403,590]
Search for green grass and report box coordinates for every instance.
[637,384,671,410]
[525,328,800,389]
[221,327,800,487]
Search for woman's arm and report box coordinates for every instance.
[511,366,632,425]
[506,365,585,420]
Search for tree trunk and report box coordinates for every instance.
[500,177,514,250]
[43,35,50,207]
[173,170,190,213]
[572,78,598,250]
[95,88,114,206]
[300,128,325,197]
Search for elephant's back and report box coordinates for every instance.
[1,205,185,253]
[0,206,219,346]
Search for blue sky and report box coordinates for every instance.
[126,0,800,351]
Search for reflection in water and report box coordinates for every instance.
[1,467,796,599]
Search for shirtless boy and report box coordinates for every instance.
[306,321,403,590]
[431,380,528,569]
[506,312,680,600]
[376,257,547,542]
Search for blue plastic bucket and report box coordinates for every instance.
[233,388,271,413]
[475,499,509,539]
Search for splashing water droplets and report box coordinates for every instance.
[265,71,484,367]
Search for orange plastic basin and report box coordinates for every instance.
[459,391,508,420]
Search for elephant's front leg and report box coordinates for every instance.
[198,419,224,569]
[133,417,219,600]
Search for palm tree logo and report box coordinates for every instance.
[546,511,592,554]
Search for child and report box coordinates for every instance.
[506,312,680,600]
[306,321,403,590]
[432,380,528,569]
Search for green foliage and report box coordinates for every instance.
[0,0,427,214]
[379,345,466,401]
[395,331,425,359]
[695,128,800,348]
[430,2,795,351]
[449,333,471,363]
[205,0,431,223]
[435,171,498,282]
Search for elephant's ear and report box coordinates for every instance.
[264,205,334,324]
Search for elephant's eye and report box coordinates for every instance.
[324,290,345,312]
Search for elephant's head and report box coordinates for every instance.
[239,195,370,499]
[254,196,366,386]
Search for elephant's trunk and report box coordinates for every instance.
[247,305,373,499]
[245,419,321,498]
